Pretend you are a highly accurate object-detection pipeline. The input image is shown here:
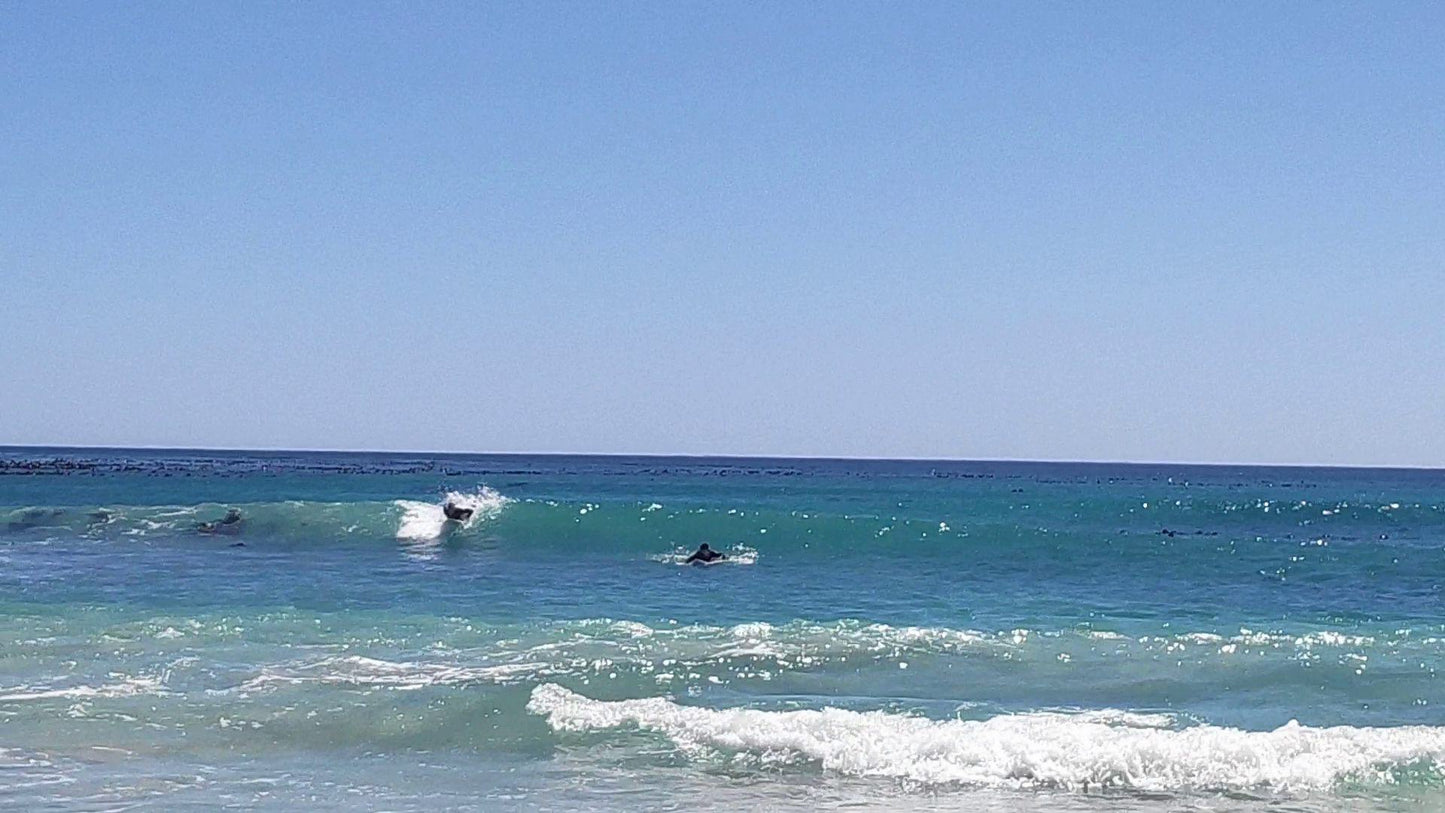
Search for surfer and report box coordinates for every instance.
[684,543,727,564]
[198,508,243,534]
[442,501,474,522]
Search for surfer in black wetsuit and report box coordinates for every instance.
[684,543,726,564]
[442,501,474,522]
[198,508,243,534]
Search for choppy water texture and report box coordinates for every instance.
[2,448,1444,811]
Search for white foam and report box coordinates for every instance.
[210,618,1418,712]
[562,618,993,669]
[220,619,1003,698]
[608,620,656,638]
[395,487,510,540]
[527,685,1445,793]
[0,675,168,702]
[235,655,548,693]
[0,747,56,769]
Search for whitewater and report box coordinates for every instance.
[2,448,1444,810]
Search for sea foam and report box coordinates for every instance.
[233,654,549,692]
[395,487,510,540]
[0,675,168,702]
[527,684,1445,793]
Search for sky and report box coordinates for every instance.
[2,2,1443,466]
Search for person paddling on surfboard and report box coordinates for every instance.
[684,543,726,564]
[442,501,473,522]
[198,508,243,534]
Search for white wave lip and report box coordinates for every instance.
[527,684,1445,793]
[395,487,510,540]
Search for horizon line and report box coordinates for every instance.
[1,442,1441,473]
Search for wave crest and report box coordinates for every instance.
[526,684,1445,792]
[395,487,511,540]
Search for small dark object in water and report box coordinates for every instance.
[199,508,243,534]
[684,543,727,564]
[442,502,474,522]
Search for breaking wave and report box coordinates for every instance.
[527,684,1445,793]
[5,489,1442,575]
[395,487,511,540]
[0,489,516,545]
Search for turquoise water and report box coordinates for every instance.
[2,448,1444,810]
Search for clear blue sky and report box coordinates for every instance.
[3,3,1442,465]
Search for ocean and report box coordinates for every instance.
[2,448,1443,810]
